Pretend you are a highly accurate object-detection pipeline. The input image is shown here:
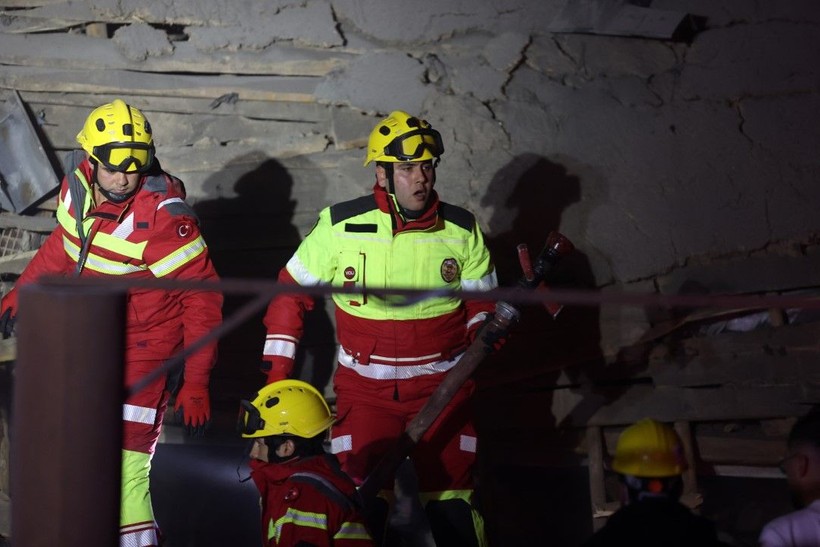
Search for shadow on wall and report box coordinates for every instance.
[473,154,603,546]
[193,154,336,408]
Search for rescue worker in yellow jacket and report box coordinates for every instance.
[0,100,223,546]
[261,110,498,546]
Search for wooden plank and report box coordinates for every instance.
[0,66,319,102]
[647,322,820,387]
[476,382,816,432]
[674,421,700,511]
[0,250,36,274]
[0,339,15,363]
[20,91,328,122]
[656,250,820,296]
[0,33,354,76]
[32,104,327,150]
[0,212,55,232]
[586,426,608,529]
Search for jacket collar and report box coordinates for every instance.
[373,182,439,234]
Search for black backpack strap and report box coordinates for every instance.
[290,472,355,512]
[63,151,92,275]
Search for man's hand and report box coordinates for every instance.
[0,308,16,339]
[173,384,211,437]
[467,312,509,353]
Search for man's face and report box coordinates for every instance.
[95,163,141,201]
[377,160,435,212]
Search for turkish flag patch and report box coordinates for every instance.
[284,486,300,502]
[177,221,193,238]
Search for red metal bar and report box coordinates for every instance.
[12,283,124,546]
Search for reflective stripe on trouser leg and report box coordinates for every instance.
[120,361,167,547]
[120,449,159,547]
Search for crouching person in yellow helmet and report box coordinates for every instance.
[238,380,375,546]
[583,418,731,547]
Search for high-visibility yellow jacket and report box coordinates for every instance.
[263,184,496,381]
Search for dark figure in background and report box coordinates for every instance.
[584,418,728,547]
[238,379,375,546]
[759,410,820,546]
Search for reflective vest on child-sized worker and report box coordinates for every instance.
[262,182,497,380]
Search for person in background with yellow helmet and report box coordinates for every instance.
[583,418,729,546]
[0,99,223,546]
[238,379,375,546]
[259,110,498,545]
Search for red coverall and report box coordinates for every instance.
[262,183,497,544]
[0,151,222,546]
[250,453,375,546]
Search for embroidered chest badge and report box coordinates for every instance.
[344,266,356,280]
[440,258,459,283]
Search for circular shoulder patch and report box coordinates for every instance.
[440,258,459,283]
[283,486,300,502]
[177,221,193,238]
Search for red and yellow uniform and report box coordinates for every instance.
[250,454,375,546]
[1,150,222,546]
[262,182,496,545]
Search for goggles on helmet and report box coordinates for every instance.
[92,141,154,173]
[237,399,264,436]
[383,128,444,162]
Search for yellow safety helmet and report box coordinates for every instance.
[363,110,444,166]
[611,418,688,478]
[238,379,334,439]
[76,99,155,173]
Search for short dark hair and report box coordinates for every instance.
[789,408,820,448]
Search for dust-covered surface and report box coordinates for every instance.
[0,1,819,544]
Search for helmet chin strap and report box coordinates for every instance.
[381,162,431,220]
[91,160,138,203]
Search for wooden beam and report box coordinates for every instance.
[0,33,354,76]
[0,66,319,102]
[0,213,56,232]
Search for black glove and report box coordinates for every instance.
[469,313,510,354]
[0,308,16,339]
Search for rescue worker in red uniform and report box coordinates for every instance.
[239,379,375,546]
[0,99,223,547]
[261,110,498,546]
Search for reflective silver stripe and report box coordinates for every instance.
[148,237,206,277]
[459,435,477,453]
[123,404,157,425]
[120,523,159,547]
[63,237,145,275]
[263,335,298,359]
[461,270,498,291]
[286,254,324,286]
[337,346,462,380]
[157,197,185,209]
[110,212,135,240]
[466,311,489,330]
[331,434,352,454]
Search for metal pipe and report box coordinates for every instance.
[11,283,124,546]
